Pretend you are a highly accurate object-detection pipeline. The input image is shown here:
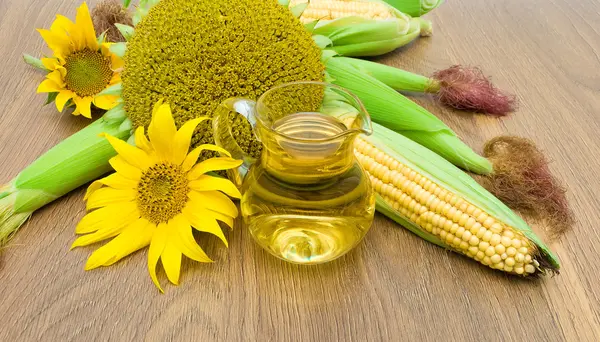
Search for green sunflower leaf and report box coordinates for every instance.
[115,23,135,41]
[109,42,127,58]
[23,54,48,72]
[44,92,59,105]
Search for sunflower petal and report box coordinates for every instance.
[109,156,142,181]
[148,222,169,292]
[134,127,153,153]
[84,219,154,270]
[84,180,104,200]
[41,57,61,71]
[109,73,121,85]
[50,15,74,36]
[173,215,212,263]
[46,70,65,86]
[73,96,93,118]
[93,95,119,110]
[72,211,139,248]
[161,236,182,285]
[188,191,238,218]
[102,133,153,170]
[75,2,98,50]
[56,90,75,111]
[109,51,125,70]
[188,175,241,199]
[188,158,243,180]
[75,202,138,234]
[86,187,137,210]
[183,208,228,247]
[181,144,232,172]
[172,118,207,165]
[37,79,62,93]
[93,172,138,191]
[208,209,235,229]
[37,29,70,58]
[148,102,177,161]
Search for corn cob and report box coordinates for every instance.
[290,0,397,23]
[290,0,432,57]
[355,122,559,276]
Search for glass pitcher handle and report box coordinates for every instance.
[212,98,259,187]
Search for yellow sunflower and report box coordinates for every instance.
[71,101,243,292]
[36,2,123,118]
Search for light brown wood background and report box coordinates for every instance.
[1,0,599,341]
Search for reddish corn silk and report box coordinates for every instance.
[432,65,517,116]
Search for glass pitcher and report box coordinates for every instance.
[213,82,375,264]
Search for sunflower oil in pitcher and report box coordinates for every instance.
[212,82,375,264]
[241,111,375,264]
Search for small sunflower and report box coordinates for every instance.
[72,101,243,292]
[36,2,123,118]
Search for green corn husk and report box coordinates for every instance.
[363,122,560,274]
[381,0,444,17]
[336,56,437,93]
[313,16,431,57]
[0,110,131,245]
[325,56,493,174]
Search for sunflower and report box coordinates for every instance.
[71,101,243,292]
[36,2,123,118]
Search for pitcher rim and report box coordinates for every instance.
[256,81,373,143]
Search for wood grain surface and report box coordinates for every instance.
[1,0,599,341]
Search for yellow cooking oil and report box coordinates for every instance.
[241,112,375,264]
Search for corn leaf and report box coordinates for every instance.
[338,56,433,93]
[326,56,492,174]
[13,115,130,212]
[381,0,444,17]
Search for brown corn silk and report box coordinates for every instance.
[474,136,574,239]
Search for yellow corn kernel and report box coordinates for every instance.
[291,0,396,23]
[354,136,542,276]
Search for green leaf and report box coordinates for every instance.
[312,17,424,57]
[278,0,291,6]
[109,42,127,57]
[98,83,122,97]
[325,56,492,174]
[115,23,135,41]
[119,118,132,131]
[304,20,319,34]
[336,57,434,93]
[13,118,132,212]
[123,0,132,8]
[320,50,338,64]
[97,31,107,45]
[380,0,444,17]
[290,3,308,18]
[23,54,48,72]
[44,92,59,105]
[312,35,333,49]
[103,103,127,124]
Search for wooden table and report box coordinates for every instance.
[1,0,599,340]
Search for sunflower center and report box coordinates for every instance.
[64,48,113,97]
[137,163,189,224]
